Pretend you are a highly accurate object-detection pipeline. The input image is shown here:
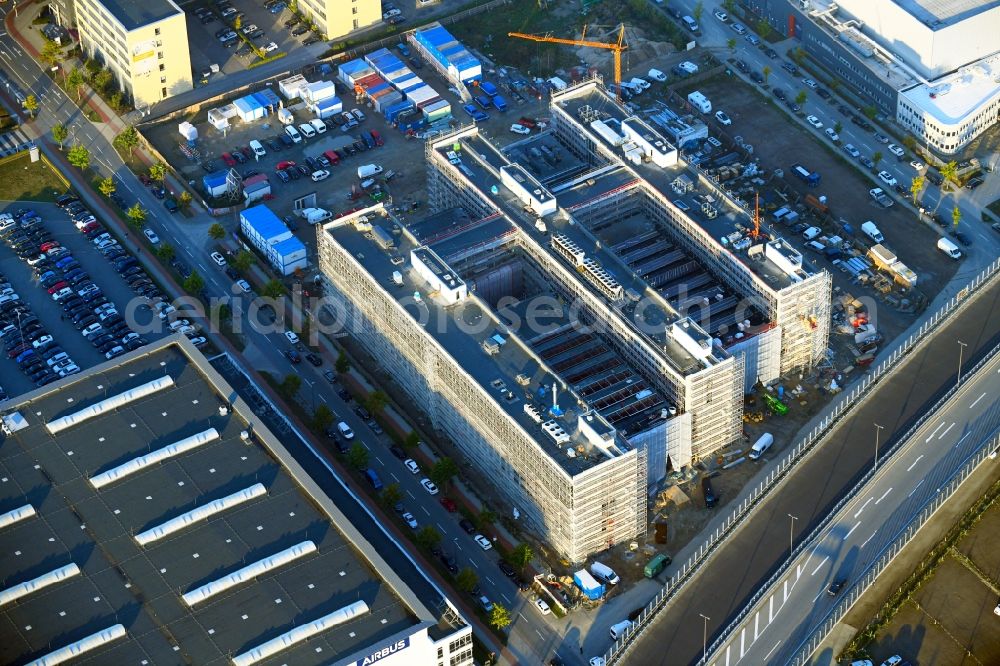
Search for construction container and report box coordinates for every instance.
[422,99,451,122]
[338,59,374,86]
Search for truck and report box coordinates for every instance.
[644,553,672,578]
[868,187,894,208]
[937,236,962,259]
[791,163,820,186]
[867,244,898,271]
[357,164,383,179]
[687,90,711,113]
[861,221,884,243]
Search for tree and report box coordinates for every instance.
[456,567,479,593]
[40,38,61,69]
[113,126,140,162]
[109,91,125,113]
[416,525,442,551]
[478,509,496,529]
[791,47,806,65]
[902,135,917,152]
[365,390,388,415]
[726,38,736,53]
[208,223,226,239]
[404,431,420,448]
[871,151,883,171]
[488,603,511,630]
[233,15,243,31]
[508,542,534,572]
[951,205,961,228]
[233,249,256,272]
[66,67,86,102]
[51,124,68,149]
[126,202,146,228]
[762,65,771,86]
[833,120,842,134]
[756,19,771,41]
[693,0,704,22]
[23,95,38,117]
[909,175,925,203]
[262,279,286,298]
[862,105,877,120]
[92,70,112,93]
[148,162,166,182]
[67,143,90,169]
[347,442,369,469]
[940,160,958,187]
[279,373,302,399]
[311,403,334,432]
[828,79,841,92]
[380,482,402,508]
[430,457,459,490]
[98,177,116,197]
[157,243,175,261]
[794,90,807,106]
[723,0,736,13]
[335,350,350,373]
[183,271,205,294]
[178,191,193,209]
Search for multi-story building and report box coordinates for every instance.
[74,0,192,108]
[744,0,1000,155]
[0,337,472,666]
[298,0,381,40]
[49,0,76,29]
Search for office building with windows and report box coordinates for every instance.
[299,0,381,40]
[74,0,192,107]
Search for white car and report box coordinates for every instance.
[887,143,905,157]
[910,160,924,170]
[263,41,279,53]
[880,658,902,666]
[824,127,839,141]
[534,598,551,615]
[714,9,728,20]
[805,115,823,129]
[878,170,898,187]
[403,458,420,474]
[420,478,439,495]
[298,122,316,138]
[843,143,861,158]
[284,330,300,345]
[235,279,251,293]
[401,512,418,529]
[143,228,160,244]
[188,336,208,347]
[509,123,531,135]
[647,68,666,82]
[210,251,227,267]
[629,77,650,90]
[802,78,817,88]
[310,169,330,182]
[474,534,493,550]
[309,118,327,134]
[714,110,732,125]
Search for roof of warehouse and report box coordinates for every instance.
[0,338,423,666]
[98,0,182,31]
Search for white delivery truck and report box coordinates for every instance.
[861,221,884,243]
[300,207,332,225]
[937,237,962,259]
[357,164,384,179]
[590,561,620,585]
[748,433,774,460]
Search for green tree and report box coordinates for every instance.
[311,403,334,432]
[456,567,478,593]
[902,135,917,152]
[51,123,68,149]
[148,162,167,182]
[693,0,704,22]
[125,202,146,229]
[365,389,388,415]
[92,69,112,92]
[726,38,736,53]
[828,79,841,92]
[183,271,205,294]
[762,65,771,86]
[262,279,286,298]
[416,525,442,550]
[478,509,496,529]
[951,205,961,228]
[862,105,877,120]
[23,94,38,117]
[756,19,771,41]
[233,249,256,272]
[157,243,175,261]
[404,431,420,448]
[66,67,86,102]
[833,120,842,134]
[940,160,958,187]
[40,38,61,69]
[723,0,736,13]
[213,302,232,322]
[380,482,403,508]
[67,143,90,169]
[109,91,125,113]
[430,457,459,490]
[347,442,369,469]
[794,90,807,106]
[508,543,534,572]
[791,47,806,65]
[872,151,883,171]
[98,177,116,197]
[113,126,140,162]
[208,223,226,239]
[910,175,925,203]
[489,603,511,630]
[178,191,193,209]
[335,350,350,373]
[279,373,302,399]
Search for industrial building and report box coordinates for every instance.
[297,0,381,40]
[0,337,473,666]
[240,204,308,275]
[74,0,193,108]
[744,0,1000,154]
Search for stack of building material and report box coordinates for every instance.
[410,22,482,88]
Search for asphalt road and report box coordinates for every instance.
[708,349,1000,665]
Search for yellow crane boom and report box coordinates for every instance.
[508,25,627,102]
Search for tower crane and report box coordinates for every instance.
[507,24,628,102]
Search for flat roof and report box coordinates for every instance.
[0,339,424,666]
[901,53,1000,123]
[892,0,999,26]
[97,0,181,31]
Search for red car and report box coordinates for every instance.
[47,281,69,294]
[370,130,384,146]
[276,160,296,171]
[40,241,60,253]
[138,173,151,186]
[240,146,253,158]
[81,222,101,234]
[323,150,340,166]
[221,152,236,166]
[439,497,457,513]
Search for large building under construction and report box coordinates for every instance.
[316,80,830,562]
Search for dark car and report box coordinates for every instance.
[440,553,459,574]
[354,405,371,420]
[952,230,972,246]
[285,349,301,363]
[389,445,406,459]
[305,352,322,366]
[749,70,764,84]
[459,519,476,534]
[965,176,984,190]
[498,560,516,578]
[827,579,845,596]
[337,388,352,402]
[816,88,831,99]
[772,87,786,101]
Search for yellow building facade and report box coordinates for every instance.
[298,0,381,40]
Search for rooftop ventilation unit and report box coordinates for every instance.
[524,404,543,423]
[541,419,570,444]
[1,411,28,435]
[582,258,624,300]
[551,233,586,266]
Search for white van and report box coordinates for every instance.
[937,237,962,259]
[284,125,302,144]
[590,562,620,585]
[357,164,383,179]
[337,421,355,440]
[309,118,327,134]
[802,226,822,240]
[249,139,266,158]
[298,122,316,138]
[747,433,774,460]
[609,620,634,641]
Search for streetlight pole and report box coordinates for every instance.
[788,514,797,556]
[699,614,710,665]
[956,340,967,388]
[874,423,884,472]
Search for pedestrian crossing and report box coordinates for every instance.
[0,128,31,158]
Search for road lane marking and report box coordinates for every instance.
[740,629,745,658]
[861,531,877,548]
[969,391,986,408]
[854,497,872,518]
[374,456,383,466]
[812,590,825,602]
[502,593,512,605]
[406,489,415,499]
[754,612,759,640]
[390,472,399,482]
[764,641,781,661]
[471,559,479,569]
[536,629,543,639]
[926,422,945,442]
[956,432,970,448]
[422,506,430,516]
[362,441,371,451]
[811,557,828,576]
[783,579,788,601]
[486,576,496,585]
[875,488,892,504]
[908,480,924,498]
[907,455,924,471]
[938,422,955,440]
[768,595,774,622]
[846,521,861,538]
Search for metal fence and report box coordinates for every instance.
[606,255,1000,663]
